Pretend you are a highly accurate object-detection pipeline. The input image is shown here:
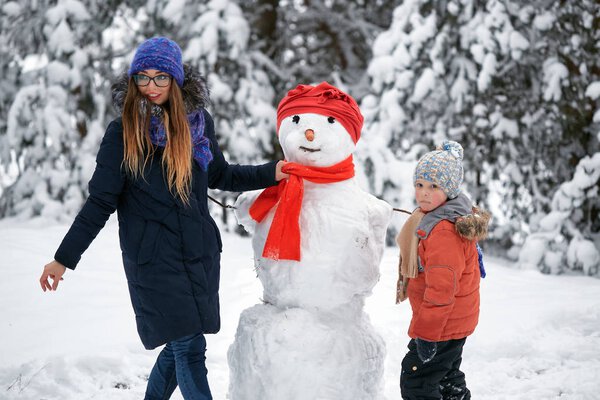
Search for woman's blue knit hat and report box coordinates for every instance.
[128,37,184,87]
[414,140,464,199]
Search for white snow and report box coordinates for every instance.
[490,112,519,139]
[538,211,569,232]
[45,1,91,27]
[411,67,436,103]
[470,43,486,64]
[367,56,396,92]
[407,14,437,59]
[477,53,497,92]
[568,238,600,276]
[1,1,21,17]
[206,73,233,102]
[1,217,600,399]
[221,12,249,58]
[450,63,470,111]
[533,12,556,31]
[543,58,569,102]
[509,30,529,60]
[162,0,186,24]
[47,20,76,57]
[585,81,600,100]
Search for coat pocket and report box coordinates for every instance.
[138,220,162,265]
[424,265,456,306]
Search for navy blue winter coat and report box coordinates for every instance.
[54,73,276,349]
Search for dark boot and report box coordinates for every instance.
[440,381,470,400]
[439,347,470,400]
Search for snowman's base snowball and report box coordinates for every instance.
[227,303,385,400]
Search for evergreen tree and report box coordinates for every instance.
[0,0,119,219]
[1,0,398,224]
[3,0,596,274]
[240,0,401,98]
[518,151,600,276]
[360,0,600,268]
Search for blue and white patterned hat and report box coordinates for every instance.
[128,37,185,87]
[413,140,464,199]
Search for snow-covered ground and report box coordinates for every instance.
[1,216,599,400]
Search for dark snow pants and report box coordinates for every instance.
[400,338,471,400]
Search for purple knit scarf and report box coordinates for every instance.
[149,110,213,170]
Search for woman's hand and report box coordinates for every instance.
[40,261,66,292]
[275,160,289,181]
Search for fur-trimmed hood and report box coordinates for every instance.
[111,64,210,114]
[455,206,491,241]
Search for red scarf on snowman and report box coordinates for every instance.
[249,82,364,261]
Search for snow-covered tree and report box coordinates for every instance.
[0,0,115,220]
[1,0,397,224]
[241,0,401,97]
[2,0,596,273]
[519,152,600,276]
[519,77,600,276]
[359,0,600,265]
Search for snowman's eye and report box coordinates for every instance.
[327,117,335,124]
[292,115,300,124]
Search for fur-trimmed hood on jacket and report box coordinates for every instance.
[111,64,211,115]
[455,206,491,241]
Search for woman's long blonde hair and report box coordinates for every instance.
[121,78,193,204]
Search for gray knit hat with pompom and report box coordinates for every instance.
[413,140,464,199]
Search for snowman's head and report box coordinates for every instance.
[278,113,355,167]
[276,82,363,167]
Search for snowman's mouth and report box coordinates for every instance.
[299,146,321,153]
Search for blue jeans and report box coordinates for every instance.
[144,333,213,400]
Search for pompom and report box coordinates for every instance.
[437,140,463,161]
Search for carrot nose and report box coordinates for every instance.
[305,129,315,142]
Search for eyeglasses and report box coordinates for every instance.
[133,74,172,87]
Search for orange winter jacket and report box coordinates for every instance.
[407,219,481,342]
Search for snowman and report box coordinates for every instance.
[228,82,392,400]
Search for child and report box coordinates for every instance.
[396,140,490,400]
[39,37,287,400]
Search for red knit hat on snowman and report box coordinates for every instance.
[276,82,364,143]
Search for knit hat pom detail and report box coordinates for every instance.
[438,140,463,161]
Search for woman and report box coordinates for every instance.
[39,37,286,400]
